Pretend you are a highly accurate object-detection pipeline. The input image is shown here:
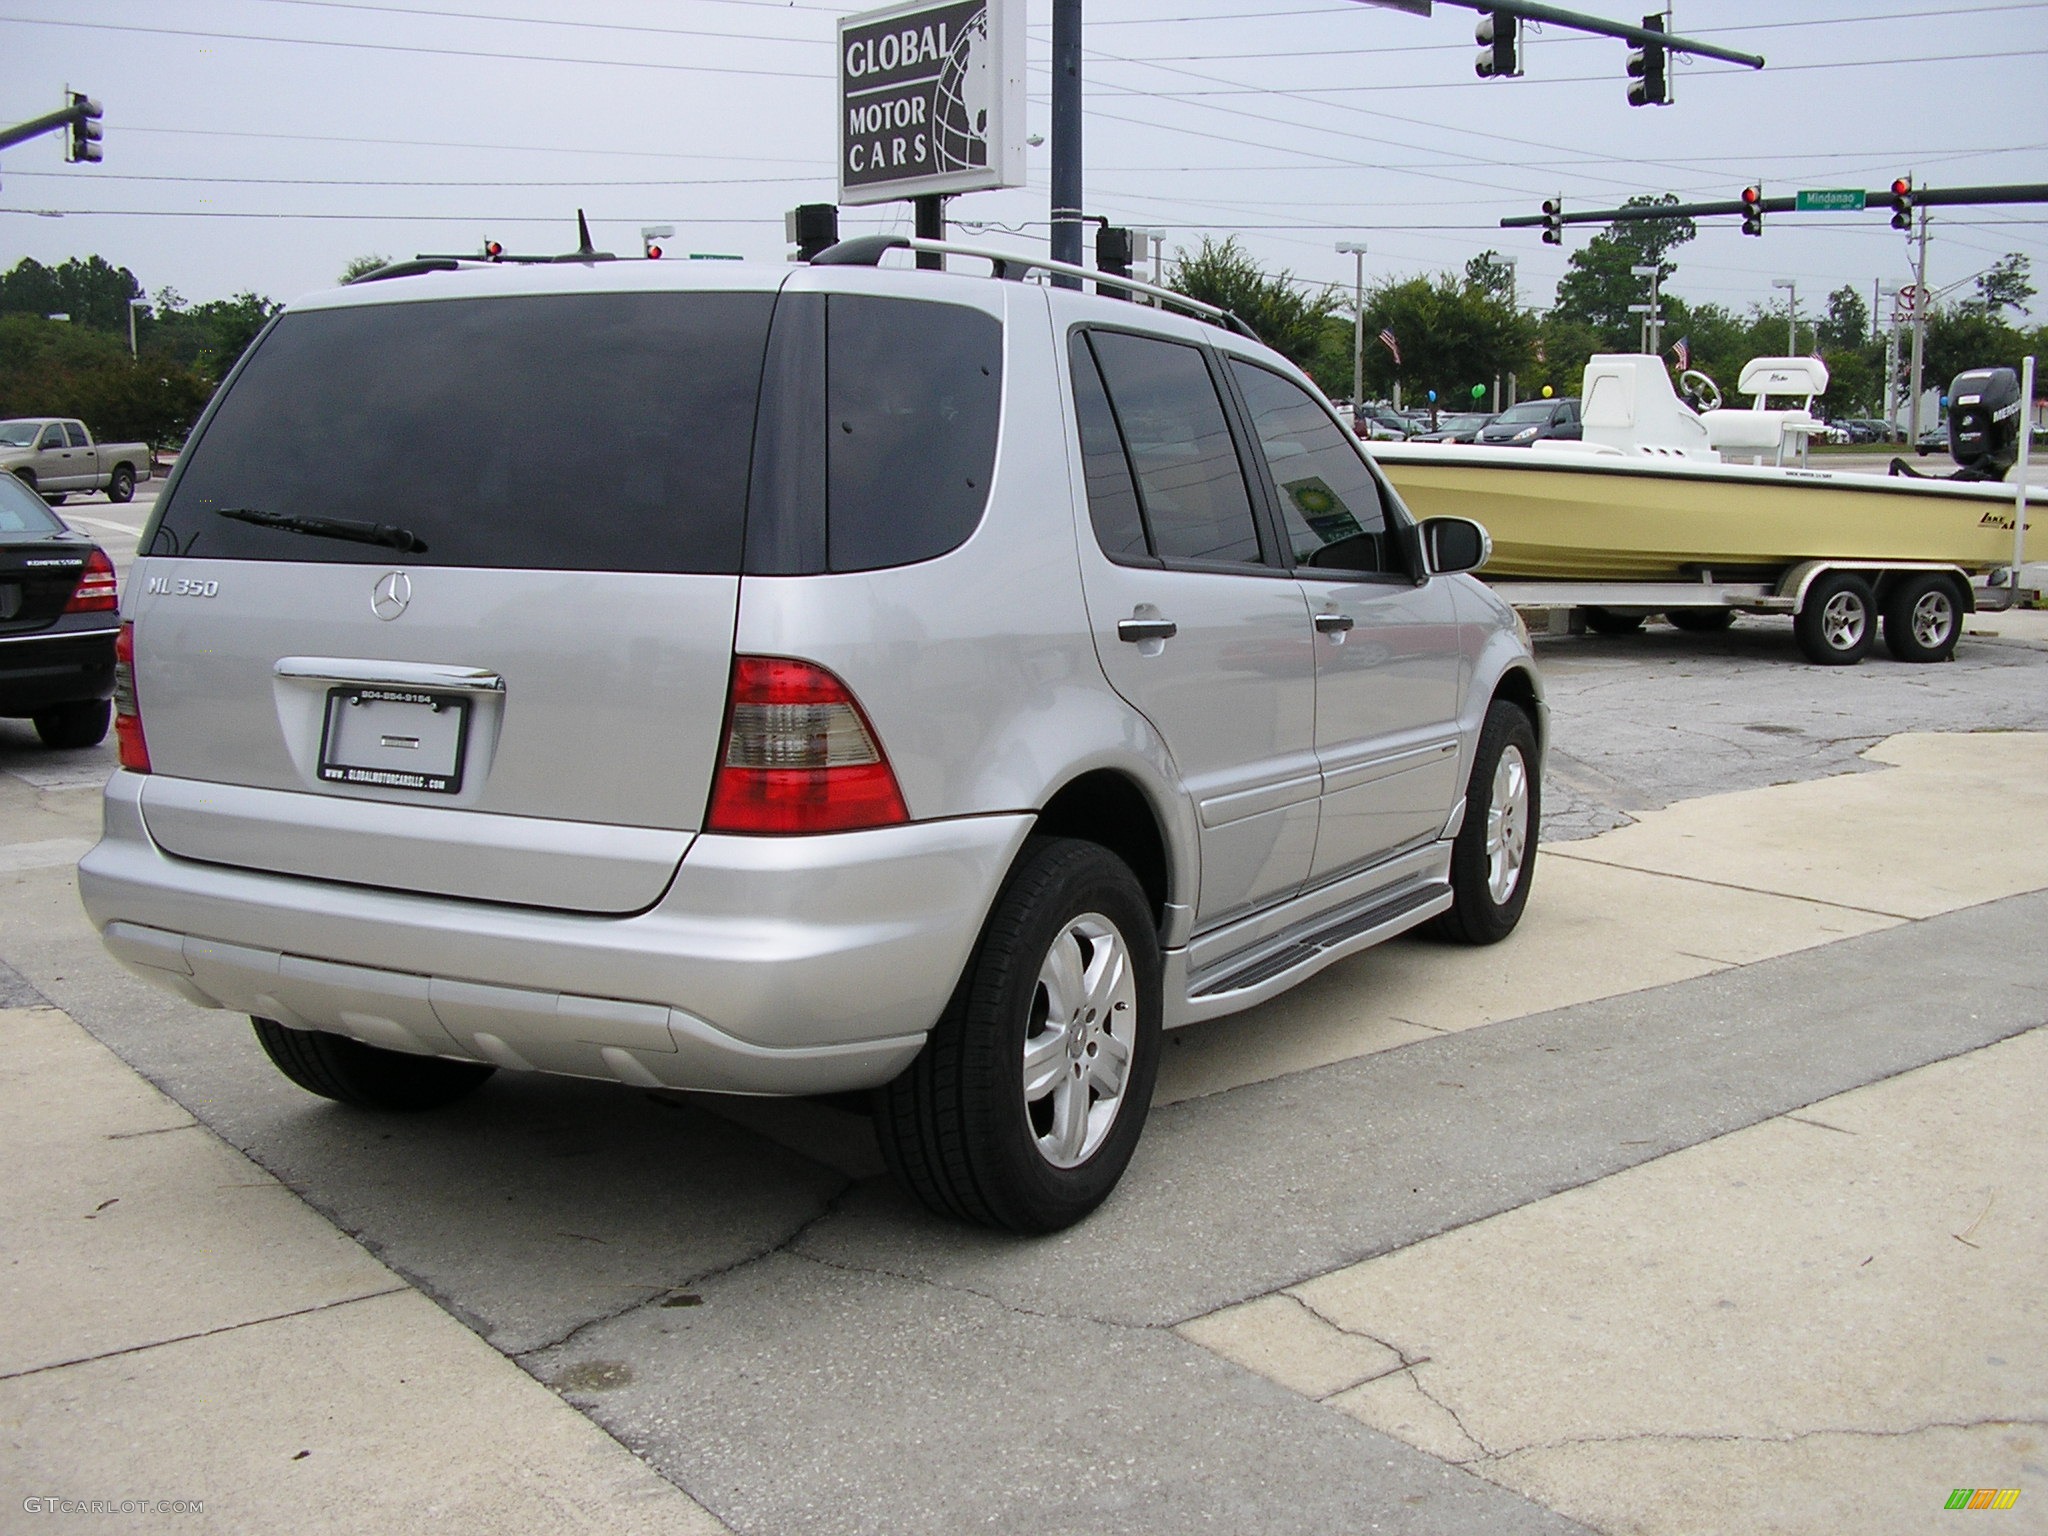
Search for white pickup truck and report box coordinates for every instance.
[0,418,152,504]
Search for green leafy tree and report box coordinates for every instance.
[0,256,143,334]
[0,315,211,449]
[338,253,392,284]
[1551,196,1697,349]
[1357,271,1533,405]
[1818,285,1871,352]
[148,291,282,380]
[1967,253,2034,317]
[1168,237,1339,374]
[1464,250,1517,303]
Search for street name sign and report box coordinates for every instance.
[837,0,1025,207]
[1795,189,1867,212]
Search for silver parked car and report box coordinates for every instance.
[80,236,1544,1232]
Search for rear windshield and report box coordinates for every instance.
[0,472,66,533]
[147,291,776,573]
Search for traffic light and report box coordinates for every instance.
[1889,177,1913,231]
[1740,185,1764,237]
[482,240,503,261]
[1095,224,1133,301]
[1474,11,1521,79]
[643,237,663,259]
[1541,196,1563,246]
[785,203,839,262]
[1626,14,1669,107]
[64,90,102,164]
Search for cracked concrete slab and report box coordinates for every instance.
[1157,849,1897,1104]
[1554,732,2048,920]
[1531,619,2048,843]
[787,890,2048,1332]
[527,1250,1594,1536]
[1192,1027,2048,1536]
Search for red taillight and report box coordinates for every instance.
[64,547,118,614]
[114,621,150,773]
[705,656,908,834]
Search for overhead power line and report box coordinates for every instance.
[0,15,836,79]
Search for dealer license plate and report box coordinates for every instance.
[318,687,470,794]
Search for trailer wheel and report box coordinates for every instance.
[1583,607,1645,636]
[1882,573,1962,663]
[1667,608,1736,633]
[1794,573,1876,665]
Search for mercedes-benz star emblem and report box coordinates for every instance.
[371,570,412,621]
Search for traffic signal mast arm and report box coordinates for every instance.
[1502,182,2048,231]
[0,93,102,158]
[1352,0,1764,70]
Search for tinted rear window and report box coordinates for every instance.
[148,291,775,573]
[826,295,1001,572]
[0,472,66,533]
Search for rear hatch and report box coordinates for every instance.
[130,274,779,914]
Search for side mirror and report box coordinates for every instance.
[1420,516,1491,576]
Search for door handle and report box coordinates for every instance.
[1117,617,1178,643]
[1314,611,1355,634]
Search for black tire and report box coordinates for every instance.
[873,837,1162,1233]
[32,698,111,749]
[107,464,136,503]
[251,1017,495,1111]
[1793,572,1876,665]
[1666,608,1736,633]
[1882,572,1963,663]
[1429,700,1539,946]
[1583,607,1645,636]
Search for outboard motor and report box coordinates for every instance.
[1890,365,2021,481]
[1948,366,2022,480]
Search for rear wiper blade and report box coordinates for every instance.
[213,506,427,554]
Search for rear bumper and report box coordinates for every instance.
[0,626,116,715]
[79,771,1033,1095]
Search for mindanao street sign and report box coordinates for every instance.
[1795,189,1868,212]
[838,0,1025,207]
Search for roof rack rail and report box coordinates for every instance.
[347,211,617,283]
[810,235,1259,341]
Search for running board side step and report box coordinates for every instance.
[1165,879,1452,1027]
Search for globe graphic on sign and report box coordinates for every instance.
[933,12,993,172]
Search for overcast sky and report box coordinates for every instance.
[5,0,2045,329]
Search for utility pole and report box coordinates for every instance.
[1908,204,1931,442]
[1337,240,1366,407]
[1048,0,1082,288]
[1878,284,1902,433]
[1772,278,1797,354]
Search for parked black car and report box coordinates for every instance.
[0,471,119,748]
[1409,411,1497,444]
[1476,397,1582,445]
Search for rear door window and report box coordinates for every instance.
[64,422,91,448]
[148,291,776,574]
[1228,361,1393,576]
[825,295,1001,572]
[1085,330,1265,567]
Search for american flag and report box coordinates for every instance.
[1378,328,1401,366]
[1671,335,1690,370]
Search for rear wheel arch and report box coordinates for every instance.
[1032,769,1172,931]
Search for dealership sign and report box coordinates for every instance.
[837,0,1024,207]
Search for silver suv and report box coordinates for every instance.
[80,236,1543,1232]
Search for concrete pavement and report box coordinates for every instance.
[2,713,2043,1528]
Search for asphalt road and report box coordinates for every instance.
[6,479,2047,1532]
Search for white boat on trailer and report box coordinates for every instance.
[1371,354,2038,665]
